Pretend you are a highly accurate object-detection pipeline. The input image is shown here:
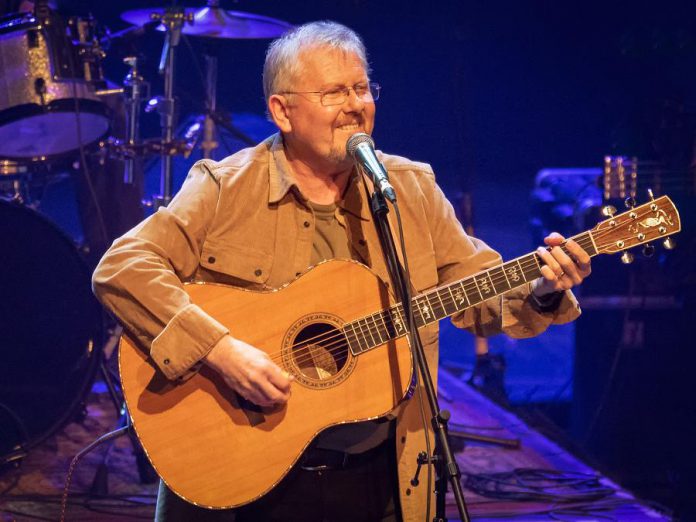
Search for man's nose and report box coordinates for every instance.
[345,87,366,111]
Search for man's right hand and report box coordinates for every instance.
[204,335,293,407]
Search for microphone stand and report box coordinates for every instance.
[366,182,470,522]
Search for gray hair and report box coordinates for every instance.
[263,21,369,101]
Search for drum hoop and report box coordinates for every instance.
[0,12,36,35]
[0,99,110,127]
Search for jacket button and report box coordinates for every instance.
[296,272,301,277]
[163,358,170,365]
[303,221,310,228]
[208,256,216,264]
[254,269,262,277]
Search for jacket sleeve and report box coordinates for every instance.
[418,171,581,338]
[92,161,229,380]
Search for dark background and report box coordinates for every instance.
[26,0,696,517]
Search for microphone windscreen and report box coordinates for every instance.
[346,133,374,158]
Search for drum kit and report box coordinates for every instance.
[0,1,291,466]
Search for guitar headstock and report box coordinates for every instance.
[591,195,681,255]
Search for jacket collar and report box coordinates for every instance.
[267,133,370,221]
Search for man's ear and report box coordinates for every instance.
[268,95,292,133]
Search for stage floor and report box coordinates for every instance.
[0,358,670,521]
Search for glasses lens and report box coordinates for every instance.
[320,83,381,106]
[369,83,380,101]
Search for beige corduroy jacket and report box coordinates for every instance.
[93,133,580,521]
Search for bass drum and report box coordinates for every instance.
[0,200,103,463]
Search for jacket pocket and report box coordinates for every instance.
[200,241,273,287]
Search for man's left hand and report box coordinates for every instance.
[533,232,592,296]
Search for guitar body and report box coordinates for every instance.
[119,259,413,508]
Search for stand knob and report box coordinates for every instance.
[620,251,634,264]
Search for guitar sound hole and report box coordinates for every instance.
[292,323,349,381]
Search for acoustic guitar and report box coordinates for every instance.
[119,195,680,508]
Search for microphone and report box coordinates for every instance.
[346,133,396,203]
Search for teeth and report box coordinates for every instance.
[338,124,360,130]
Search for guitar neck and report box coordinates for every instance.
[344,231,597,355]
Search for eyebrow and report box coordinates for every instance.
[317,80,369,90]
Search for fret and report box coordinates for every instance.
[488,266,510,294]
[445,285,460,314]
[368,315,381,345]
[516,258,528,282]
[382,309,399,339]
[375,311,389,342]
[370,313,385,344]
[475,273,495,300]
[575,231,597,256]
[414,296,435,325]
[504,260,523,287]
[452,282,470,309]
[470,277,485,302]
[355,319,371,352]
[433,290,449,318]
[390,305,407,336]
[346,322,365,354]
[413,298,426,328]
[360,317,377,348]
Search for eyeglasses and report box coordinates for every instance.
[280,82,381,107]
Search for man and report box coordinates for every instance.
[93,21,591,522]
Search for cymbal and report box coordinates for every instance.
[120,6,292,39]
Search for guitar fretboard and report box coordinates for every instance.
[343,231,597,355]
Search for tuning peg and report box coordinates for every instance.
[642,243,655,257]
[647,188,655,201]
[601,205,617,217]
[620,251,634,264]
[624,196,636,209]
[663,237,676,250]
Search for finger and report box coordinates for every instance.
[539,264,560,283]
[550,246,583,284]
[543,232,565,247]
[537,247,564,278]
[255,378,290,406]
[268,365,293,393]
[565,239,592,274]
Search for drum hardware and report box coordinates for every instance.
[122,56,148,184]
[120,2,291,187]
[93,136,196,166]
[0,160,30,203]
[67,15,106,87]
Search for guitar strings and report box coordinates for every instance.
[271,231,661,371]
[269,222,673,369]
[267,206,675,369]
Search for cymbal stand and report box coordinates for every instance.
[198,50,256,159]
[151,7,192,208]
[201,54,218,159]
[122,56,148,184]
